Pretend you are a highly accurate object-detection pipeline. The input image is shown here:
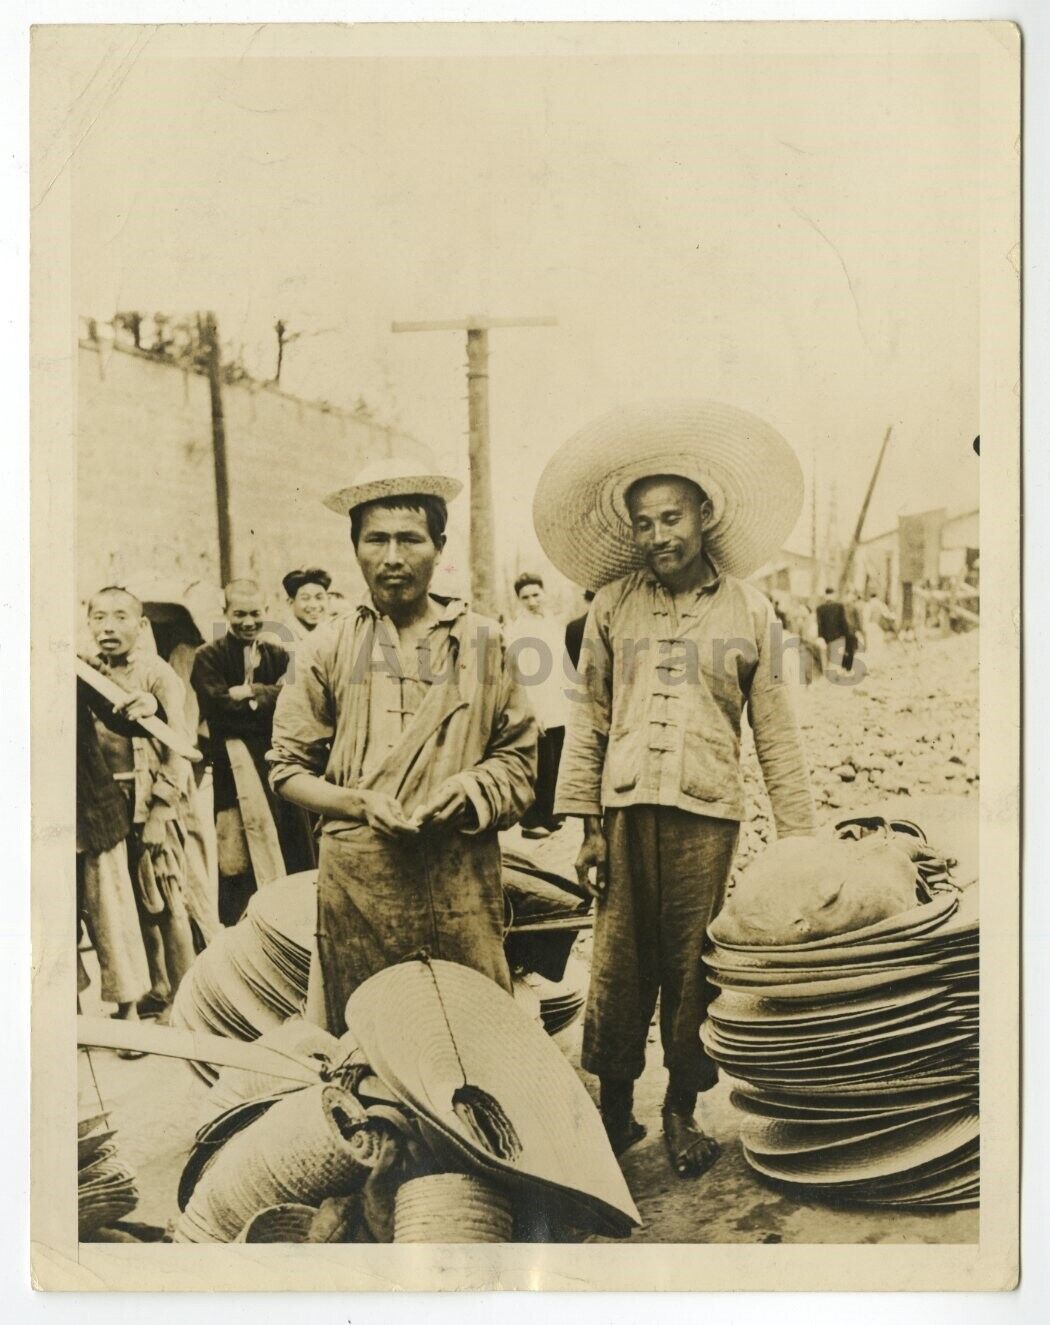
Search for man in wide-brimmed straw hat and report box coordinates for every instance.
[267,457,538,1032]
[535,401,817,1179]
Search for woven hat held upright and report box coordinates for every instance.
[533,400,805,589]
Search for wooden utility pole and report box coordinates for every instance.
[810,450,819,602]
[200,312,234,586]
[392,315,557,617]
[838,424,893,595]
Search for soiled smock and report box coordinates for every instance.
[267,594,538,1031]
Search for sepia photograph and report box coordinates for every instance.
[29,18,1020,1293]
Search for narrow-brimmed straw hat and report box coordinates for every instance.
[533,400,804,588]
[323,456,462,517]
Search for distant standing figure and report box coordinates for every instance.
[504,573,570,839]
[815,586,853,673]
[863,591,893,662]
[564,589,596,673]
[844,590,865,664]
[191,579,316,925]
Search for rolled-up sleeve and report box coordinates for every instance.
[747,606,817,838]
[553,603,611,817]
[266,642,336,790]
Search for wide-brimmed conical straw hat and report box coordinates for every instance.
[323,456,462,518]
[345,958,640,1235]
[533,400,804,588]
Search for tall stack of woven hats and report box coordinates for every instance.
[704,815,978,1209]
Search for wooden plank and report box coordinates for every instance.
[76,1015,322,1083]
[76,656,202,762]
[226,737,285,885]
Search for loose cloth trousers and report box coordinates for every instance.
[582,805,738,1094]
[521,725,565,831]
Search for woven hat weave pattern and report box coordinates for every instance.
[323,456,462,517]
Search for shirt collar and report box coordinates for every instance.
[356,591,465,627]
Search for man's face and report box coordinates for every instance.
[88,593,143,658]
[354,504,443,614]
[225,588,265,642]
[627,477,712,584]
[517,583,545,616]
[290,583,328,629]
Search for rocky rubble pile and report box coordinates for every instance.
[736,632,979,877]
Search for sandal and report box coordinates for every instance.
[662,1108,721,1179]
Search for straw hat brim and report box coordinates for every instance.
[533,400,804,588]
[742,1108,978,1183]
[323,474,462,517]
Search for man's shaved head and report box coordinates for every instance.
[87,585,143,617]
[223,579,265,641]
[223,578,262,607]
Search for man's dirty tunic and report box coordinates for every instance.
[267,594,537,1032]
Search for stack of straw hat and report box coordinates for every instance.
[516,954,588,1036]
[169,876,315,1079]
[172,1083,380,1243]
[172,866,589,1078]
[78,1113,138,1238]
[393,1173,513,1243]
[703,824,978,1209]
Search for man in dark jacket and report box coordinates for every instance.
[815,586,853,672]
[191,579,315,923]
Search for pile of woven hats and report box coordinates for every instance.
[173,959,640,1244]
[172,860,591,1077]
[704,816,978,1209]
[78,1112,138,1238]
[168,876,311,1080]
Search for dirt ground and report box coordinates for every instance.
[79,630,980,1245]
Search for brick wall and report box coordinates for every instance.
[76,342,435,617]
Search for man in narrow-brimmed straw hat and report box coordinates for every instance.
[267,457,538,1032]
[535,401,817,1179]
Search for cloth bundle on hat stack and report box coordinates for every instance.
[703,817,978,1209]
